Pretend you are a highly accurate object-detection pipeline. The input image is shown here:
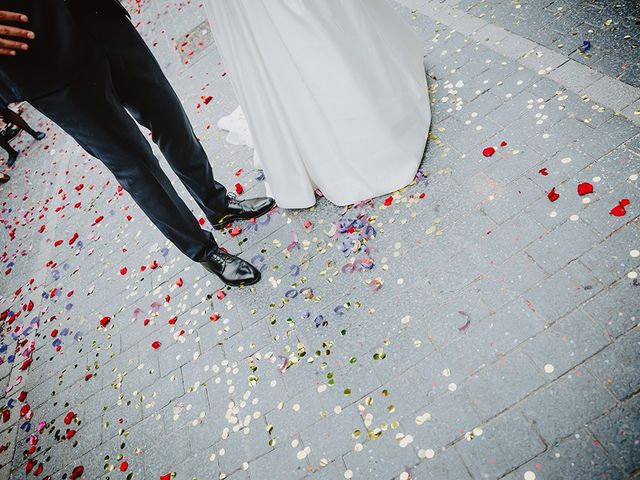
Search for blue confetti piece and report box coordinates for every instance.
[285,289,298,298]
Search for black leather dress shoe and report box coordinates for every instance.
[199,247,261,287]
[210,195,276,230]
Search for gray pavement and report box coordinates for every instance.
[0,1,639,479]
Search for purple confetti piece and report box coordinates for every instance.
[251,254,265,265]
[258,214,271,226]
[458,319,471,332]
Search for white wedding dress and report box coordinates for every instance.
[205,0,431,209]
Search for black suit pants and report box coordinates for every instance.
[30,16,227,261]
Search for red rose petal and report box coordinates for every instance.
[120,462,129,472]
[499,140,508,147]
[229,226,242,237]
[176,278,183,287]
[152,341,161,349]
[577,182,594,196]
[610,205,626,217]
[538,168,548,176]
[119,267,127,275]
[198,217,206,226]
[70,466,84,480]
[383,196,393,206]
[482,147,496,157]
[99,316,111,328]
[547,187,560,202]
[610,198,631,216]
[20,358,33,370]
[168,316,177,325]
[64,411,75,425]
[235,183,244,195]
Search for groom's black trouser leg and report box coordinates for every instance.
[31,54,216,262]
[88,15,229,222]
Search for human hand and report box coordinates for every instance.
[0,10,34,56]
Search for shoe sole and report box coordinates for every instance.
[209,269,262,287]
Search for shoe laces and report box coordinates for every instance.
[210,249,232,265]
[227,193,241,208]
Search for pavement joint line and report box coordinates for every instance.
[397,0,640,123]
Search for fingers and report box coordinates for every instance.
[0,37,28,50]
[0,10,29,23]
[0,11,34,55]
[0,24,34,40]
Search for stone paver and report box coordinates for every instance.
[0,1,638,479]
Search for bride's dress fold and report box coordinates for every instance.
[206,0,431,209]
